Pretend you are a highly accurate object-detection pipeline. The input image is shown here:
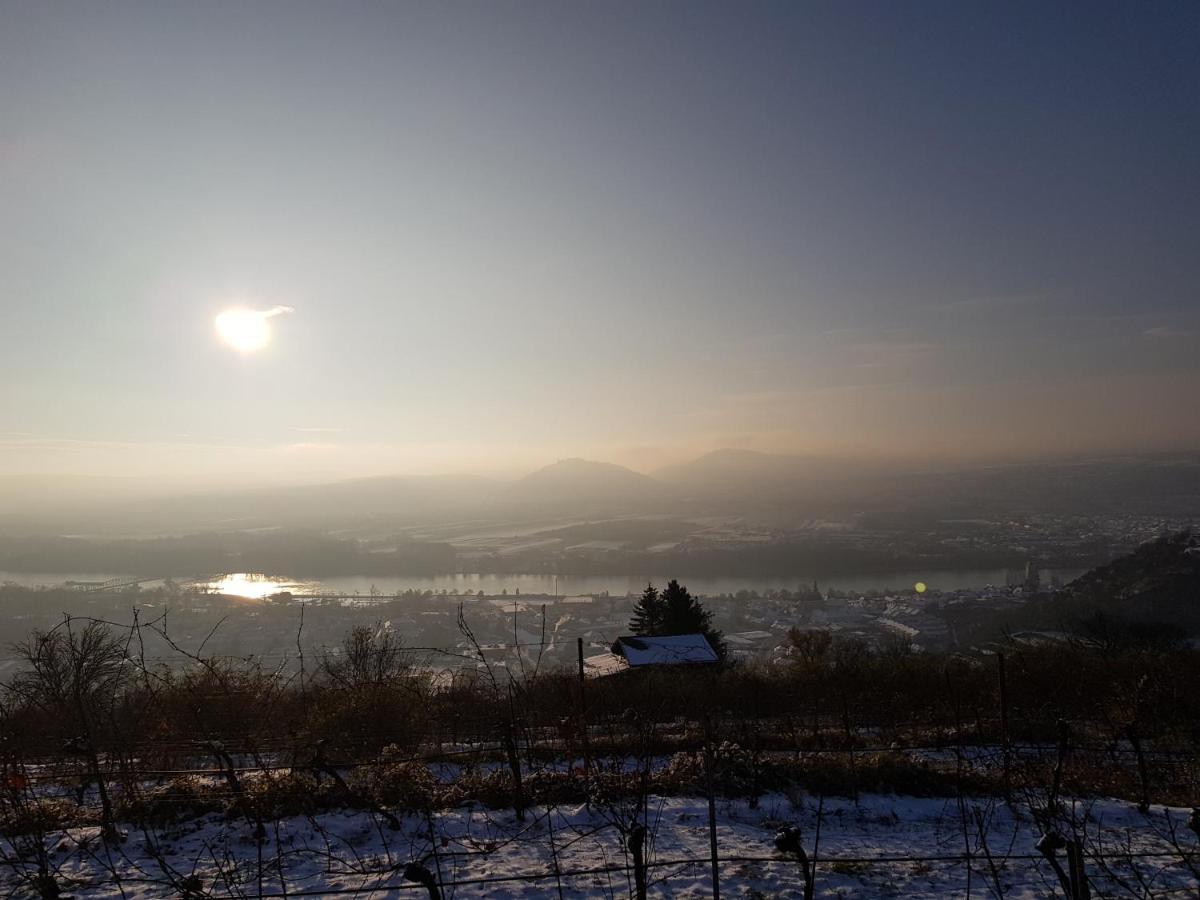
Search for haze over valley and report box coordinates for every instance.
[0,450,1195,591]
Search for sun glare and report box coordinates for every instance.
[215,305,292,353]
[215,308,271,352]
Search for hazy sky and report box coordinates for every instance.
[2,1,1198,486]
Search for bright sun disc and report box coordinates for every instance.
[215,308,271,352]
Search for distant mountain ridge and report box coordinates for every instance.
[3,450,1199,535]
[506,458,671,512]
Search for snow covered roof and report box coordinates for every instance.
[612,634,720,667]
[725,630,775,645]
[583,652,630,678]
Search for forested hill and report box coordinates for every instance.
[1048,531,1200,638]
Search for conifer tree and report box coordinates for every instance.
[628,579,725,659]
[659,579,725,657]
[629,583,663,635]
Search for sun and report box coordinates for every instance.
[215,309,269,352]
[215,305,291,353]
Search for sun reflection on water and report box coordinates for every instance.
[205,573,305,600]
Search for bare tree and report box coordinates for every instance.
[10,617,130,842]
[320,622,410,688]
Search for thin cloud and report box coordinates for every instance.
[1143,326,1193,340]
[934,289,1053,313]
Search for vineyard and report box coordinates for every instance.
[2,613,1199,897]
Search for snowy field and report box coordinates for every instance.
[6,793,1198,898]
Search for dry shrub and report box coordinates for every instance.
[788,751,976,797]
[656,743,775,796]
[243,772,324,818]
[353,750,439,810]
[0,797,80,835]
[444,767,519,810]
[115,775,221,824]
[302,680,430,759]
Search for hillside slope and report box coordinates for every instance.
[1048,531,1200,636]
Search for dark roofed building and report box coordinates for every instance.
[612,633,720,667]
[583,633,721,678]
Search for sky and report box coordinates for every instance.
[2,1,1198,488]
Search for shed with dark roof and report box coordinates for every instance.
[610,633,720,667]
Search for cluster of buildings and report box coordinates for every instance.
[3,568,1061,676]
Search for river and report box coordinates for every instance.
[2,568,1086,598]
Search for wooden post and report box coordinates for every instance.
[1066,840,1090,899]
[628,823,648,900]
[840,694,857,804]
[403,863,442,900]
[577,636,591,775]
[505,683,525,822]
[774,825,816,900]
[704,723,721,900]
[1126,725,1151,813]
[1050,719,1071,814]
[997,652,1011,792]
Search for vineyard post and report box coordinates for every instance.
[628,823,648,900]
[841,693,857,804]
[577,636,591,774]
[1066,839,1091,899]
[704,717,721,900]
[997,651,1011,793]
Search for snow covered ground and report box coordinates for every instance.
[6,793,1198,898]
